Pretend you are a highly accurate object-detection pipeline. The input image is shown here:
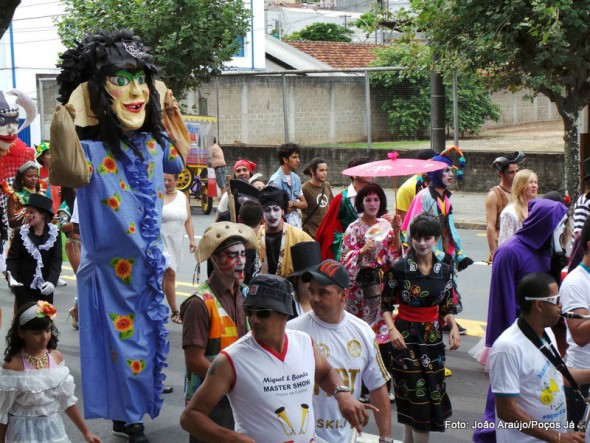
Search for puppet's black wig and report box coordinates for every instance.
[56,29,165,160]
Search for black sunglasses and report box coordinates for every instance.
[243,308,273,319]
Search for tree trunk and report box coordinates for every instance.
[562,110,580,199]
[551,92,581,199]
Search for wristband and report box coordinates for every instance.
[379,438,394,443]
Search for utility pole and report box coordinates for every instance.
[341,14,351,28]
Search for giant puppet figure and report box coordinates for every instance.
[50,30,184,438]
[0,89,36,233]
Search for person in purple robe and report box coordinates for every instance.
[474,198,569,443]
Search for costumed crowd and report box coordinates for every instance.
[0,28,589,443]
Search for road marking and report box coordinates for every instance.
[474,261,492,266]
[476,233,487,237]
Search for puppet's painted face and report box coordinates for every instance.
[106,70,150,131]
[0,91,19,150]
[0,112,18,149]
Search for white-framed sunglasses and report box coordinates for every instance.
[524,294,560,305]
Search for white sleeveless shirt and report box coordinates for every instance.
[222,330,317,443]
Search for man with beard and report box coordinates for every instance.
[316,156,371,260]
[474,198,569,443]
[257,186,312,278]
[301,157,333,238]
[181,274,372,442]
[485,151,525,262]
[268,142,307,229]
[180,221,257,443]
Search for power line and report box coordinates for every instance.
[12,13,65,21]
[16,0,60,8]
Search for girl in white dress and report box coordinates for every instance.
[162,173,196,323]
[0,301,101,443]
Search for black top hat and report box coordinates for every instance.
[259,186,288,210]
[288,241,322,282]
[584,157,590,181]
[230,179,260,202]
[24,193,54,217]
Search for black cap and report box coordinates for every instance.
[259,186,288,210]
[302,259,350,289]
[244,274,294,316]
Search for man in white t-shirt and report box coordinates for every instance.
[561,217,590,429]
[288,259,393,443]
[490,272,587,443]
[180,274,372,443]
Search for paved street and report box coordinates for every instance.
[0,192,494,443]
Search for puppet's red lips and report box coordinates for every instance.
[0,134,16,143]
[123,102,145,113]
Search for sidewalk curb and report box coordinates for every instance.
[455,221,486,230]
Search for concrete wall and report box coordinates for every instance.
[484,90,558,129]
[193,76,560,145]
[221,145,565,193]
[195,75,392,145]
[39,76,560,147]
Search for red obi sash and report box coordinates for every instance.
[397,305,438,322]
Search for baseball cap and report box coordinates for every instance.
[301,259,350,289]
[244,274,294,316]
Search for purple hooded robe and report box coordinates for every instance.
[473,198,568,443]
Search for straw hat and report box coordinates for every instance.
[197,222,257,263]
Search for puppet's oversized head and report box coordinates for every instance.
[0,89,36,154]
[56,29,164,156]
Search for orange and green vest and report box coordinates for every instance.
[184,282,244,401]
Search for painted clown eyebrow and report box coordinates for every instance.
[108,70,146,87]
[114,70,145,81]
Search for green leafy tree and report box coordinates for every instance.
[284,23,353,42]
[370,42,500,140]
[56,0,250,97]
[405,0,590,194]
[353,12,377,38]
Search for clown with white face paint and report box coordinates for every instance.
[381,214,460,442]
[441,166,454,187]
[262,204,283,231]
[402,146,473,340]
[257,186,312,278]
[180,222,257,441]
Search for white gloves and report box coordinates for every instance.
[40,282,55,295]
[6,271,22,288]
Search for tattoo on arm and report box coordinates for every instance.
[207,358,221,376]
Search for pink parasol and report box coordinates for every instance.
[341,151,448,177]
